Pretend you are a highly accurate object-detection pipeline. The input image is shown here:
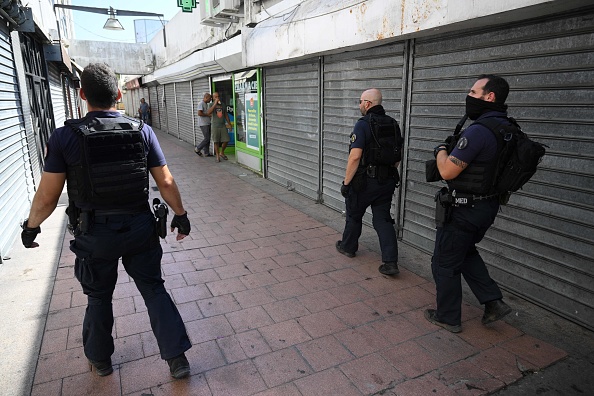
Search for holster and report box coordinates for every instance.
[152,198,169,239]
[66,201,90,236]
[434,187,452,228]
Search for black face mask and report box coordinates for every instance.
[465,95,507,120]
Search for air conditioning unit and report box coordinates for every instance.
[200,0,242,27]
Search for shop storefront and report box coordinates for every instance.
[233,69,262,173]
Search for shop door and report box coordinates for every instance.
[405,10,594,330]
[175,81,194,145]
[158,85,167,133]
[48,63,65,127]
[0,26,33,261]
[321,42,407,220]
[165,84,178,137]
[264,61,320,200]
[149,86,160,129]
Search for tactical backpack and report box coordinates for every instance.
[475,117,547,202]
[364,113,403,166]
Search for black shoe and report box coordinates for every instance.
[194,148,203,156]
[205,153,214,157]
[424,309,462,333]
[335,240,355,258]
[379,262,399,275]
[89,359,113,376]
[482,299,512,325]
[167,353,190,379]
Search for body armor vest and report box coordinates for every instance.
[65,116,149,208]
[446,118,503,195]
[358,113,403,168]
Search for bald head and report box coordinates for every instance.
[359,88,382,115]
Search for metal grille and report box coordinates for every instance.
[148,86,160,129]
[405,11,594,330]
[157,85,167,132]
[175,81,194,145]
[264,60,320,201]
[322,42,407,219]
[48,63,65,128]
[164,84,178,137]
[0,26,31,260]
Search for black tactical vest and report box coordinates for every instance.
[446,119,503,195]
[65,116,149,208]
[358,113,403,168]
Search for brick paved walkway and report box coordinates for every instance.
[30,130,567,395]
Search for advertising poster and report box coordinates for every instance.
[245,92,259,150]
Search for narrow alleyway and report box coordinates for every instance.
[29,128,568,395]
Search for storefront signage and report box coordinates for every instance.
[245,92,259,150]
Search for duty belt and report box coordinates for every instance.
[448,191,499,207]
[366,165,397,179]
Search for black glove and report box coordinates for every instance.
[21,219,41,248]
[170,212,191,235]
[340,182,351,198]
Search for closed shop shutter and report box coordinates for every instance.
[164,84,178,137]
[175,81,194,145]
[322,42,407,217]
[405,11,594,329]
[48,64,65,128]
[264,60,320,200]
[0,25,32,260]
[157,85,167,132]
[148,86,160,129]
[192,77,210,145]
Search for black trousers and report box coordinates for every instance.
[70,211,191,361]
[341,177,398,263]
[431,198,503,326]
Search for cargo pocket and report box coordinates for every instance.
[70,240,95,285]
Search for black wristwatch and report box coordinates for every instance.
[433,145,447,158]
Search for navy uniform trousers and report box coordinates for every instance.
[69,211,191,362]
[431,198,503,326]
[341,177,398,262]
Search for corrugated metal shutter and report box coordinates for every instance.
[165,84,178,137]
[405,11,594,330]
[322,43,407,218]
[176,81,194,145]
[48,64,65,128]
[264,60,320,200]
[148,86,160,129]
[158,85,167,132]
[192,78,210,145]
[0,25,32,260]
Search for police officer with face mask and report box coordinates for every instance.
[20,63,192,379]
[424,74,513,333]
[336,88,403,275]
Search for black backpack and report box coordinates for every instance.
[474,117,547,203]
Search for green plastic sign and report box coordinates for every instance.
[177,0,197,12]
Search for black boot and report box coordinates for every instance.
[167,353,190,379]
[89,358,113,376]
[378,262,399,275]
[482,299,512,324]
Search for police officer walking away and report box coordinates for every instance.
[336,88,403,275]
[425,74,513,333]
[20,63,193,379]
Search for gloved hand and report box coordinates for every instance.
[340,182,351,198]
[21,219,41,248]
[170,211,191,240]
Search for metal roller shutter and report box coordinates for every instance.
[192,78,210,145]
[264,60,320,201]
[148,86,160,129]
[0,25,32,260]
[322,42,407,218]
[175,81,194,145]
[164,84,178,137]
[157,85,167,132]
[405,11,594,329]
[48,64,65,128]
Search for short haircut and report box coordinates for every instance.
[478,74,509,103]
[81,63,119,109]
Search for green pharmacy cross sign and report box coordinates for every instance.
[178,0,197,12]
